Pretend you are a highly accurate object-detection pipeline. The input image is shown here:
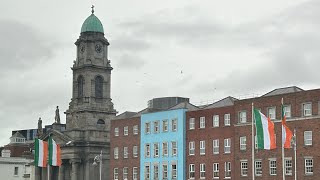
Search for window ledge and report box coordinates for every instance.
[305,173,313,176]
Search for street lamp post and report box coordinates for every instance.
[93,150,102,180]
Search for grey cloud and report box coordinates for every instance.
[190,0,320,96]
[116,0,320,50]
[118,18,228,46]
[112,35,152,52]
[0,20,58,74]
[114,53,146,70]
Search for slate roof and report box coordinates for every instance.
[168,101,200,111]
[262,86,304,97]
[204,96,238,109]
[132,108,163,118]
[113,111,137,120]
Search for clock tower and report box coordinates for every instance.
[61,6,117,180]
[66,7,116,130]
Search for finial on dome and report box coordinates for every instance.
[91,5,95,14]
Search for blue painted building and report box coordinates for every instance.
[140,108,187,180]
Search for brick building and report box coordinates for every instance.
[186,97,236,180]
[234,87,320,180]
[110,86,320,180]
[110,111,141,180]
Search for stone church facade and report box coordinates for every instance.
[35,8,116,180]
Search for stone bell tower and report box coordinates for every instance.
[61,6,117,180]
[66,6,117,130]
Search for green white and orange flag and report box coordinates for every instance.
[49,137,62,166]
[254,108,276,150]
[281,104,293,148]
[34,138,48,167]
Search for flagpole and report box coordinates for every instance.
[281,98,285,180]
[251,102,255,180]
[48,135,50,180]
[294,128,297,180]
[47,165,50,180]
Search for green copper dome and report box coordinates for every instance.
[81,14,104,33]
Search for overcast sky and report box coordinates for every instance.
[0,0,319,146]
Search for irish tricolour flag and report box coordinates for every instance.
[254,108,276,150]
[281,104,293,148]
[49,137,62,166]
[34,138,48,167]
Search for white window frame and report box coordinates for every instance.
[114,147,118,159]
[189,141,195,155]
[162,120,168,132]
[154,143,159,157]
[123,126,128,136]
[305,158,313,175]
[303,103,312,116]
[172,119,177,132]
[285,157,292,175]
[133,167,138,180]
[145,144,150,157]
[304,131,312,146]
[269,159,277,176]
[133,146,138,157]
[162,142,168,156]
[213,115,219,127]
[268,107,276,120]
[284,105,291,118]
[239,111,247,123]
[123,147,128,158]
[213,163,219,179]
[225,162,231,178]
[224,138,231,153]
[171,141,177,156]
[123,167,128,179]
[200,117,205,128]
[133,125,139,135]
[144,165,150,180]
[154,121,159,133]
[189,164,195,179]
[224,113,231,126]
[162,164,168,179]
[145,122,150,134]
[200,163,205,179]
[240,136,246,150]
[113,168,118,180]
[240,160,248,177]
[189,118,195,130]
[153,164,159,180]
[200,140,205,155]
[171,162,177,179]
[213,139,219,154]
[255,160,262,176]
[114,127,119,136]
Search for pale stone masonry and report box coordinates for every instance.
[35,9,116,180]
